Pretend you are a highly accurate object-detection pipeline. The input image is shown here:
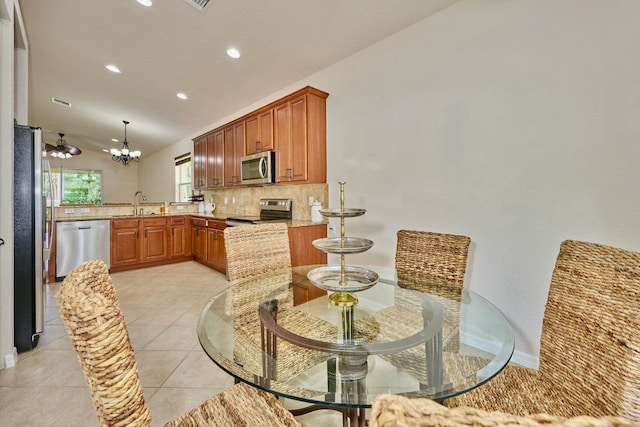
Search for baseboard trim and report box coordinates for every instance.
[3,347,18,369]
[460,331,539,370]
[510,349,539,369]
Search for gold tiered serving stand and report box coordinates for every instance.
[307,182,378,306]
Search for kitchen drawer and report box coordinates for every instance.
[143,217,167,227]
[170,216,185,225]
[191,217,207,227]
[112,218,140,229]
[207,219,226,230]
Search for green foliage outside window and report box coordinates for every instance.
[175,154,192,202]
[52,169,103,205]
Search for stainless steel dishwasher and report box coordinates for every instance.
[56,219,110,280]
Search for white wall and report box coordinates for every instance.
[313,0,640,365]
[143,0,640,366]
[138,138,191,203]
[48,148,139,203]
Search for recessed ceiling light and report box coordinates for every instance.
[106,64,121,73]
[226,48,240,59]
[112,138,119,142]
[137,0,153,6]
[177,92,188,100]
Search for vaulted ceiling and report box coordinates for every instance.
[19,0,458,156]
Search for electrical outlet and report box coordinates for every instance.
[177,205,184,210]
[80,208,90,213]
[64,208,75,213]
[308,196,314,206]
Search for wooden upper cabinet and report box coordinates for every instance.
[207,131,224,187]
[245,109,273,155]
[224,121,245,186]
[193,86,328,186]
[275,90,327,184]
[193,136,207,189]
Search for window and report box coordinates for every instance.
[175,153,192,202]
[51,168,103,205]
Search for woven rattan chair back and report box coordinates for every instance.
[58,260,151,427]
[395,230,471,290]
[58,260,303,427]
[536,240,640,419]
[224,222,292,284]
[370,394,637,427]
[447,240,640,420]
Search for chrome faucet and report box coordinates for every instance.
[133,191,146,216]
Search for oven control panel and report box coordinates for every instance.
[259,198,292,212]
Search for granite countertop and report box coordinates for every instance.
[56,213,326,227]
[55,213,203,222]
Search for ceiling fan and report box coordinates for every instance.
[45,133,82,158]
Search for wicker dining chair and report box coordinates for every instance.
[370,394,637,427]
[58,259,301,427]
[224,222,292,283]
[392,229,472,362]
[446,240,640,421]
[395,230,471,289]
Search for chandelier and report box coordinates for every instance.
[111,120,141,166]
[45,133,81,159]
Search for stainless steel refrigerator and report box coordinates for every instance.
[13,125,53,352]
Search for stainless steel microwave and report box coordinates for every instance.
[241,151,275,185]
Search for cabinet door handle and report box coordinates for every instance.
[145,230,147,238]
[255,140,260,151]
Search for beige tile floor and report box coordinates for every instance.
[0,261,340,426]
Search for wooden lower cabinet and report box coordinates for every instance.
[111,216,192,273]
[111,218,141,267]
[110,216,326,275]
[206,228,226,273]
[289,224,328,305]
[142,217,168,262]
[191,217,227,274]
[288,224,327,266]
[170,216,191,257]
[192,227,207,262]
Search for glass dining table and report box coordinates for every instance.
[197,265,514,426]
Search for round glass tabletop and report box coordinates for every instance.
[197,265,514,408]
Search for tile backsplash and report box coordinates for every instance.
[53,183,328,220]
[202,183,328,220]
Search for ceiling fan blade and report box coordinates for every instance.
[45,143,59,152]
[63,144,82,155]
